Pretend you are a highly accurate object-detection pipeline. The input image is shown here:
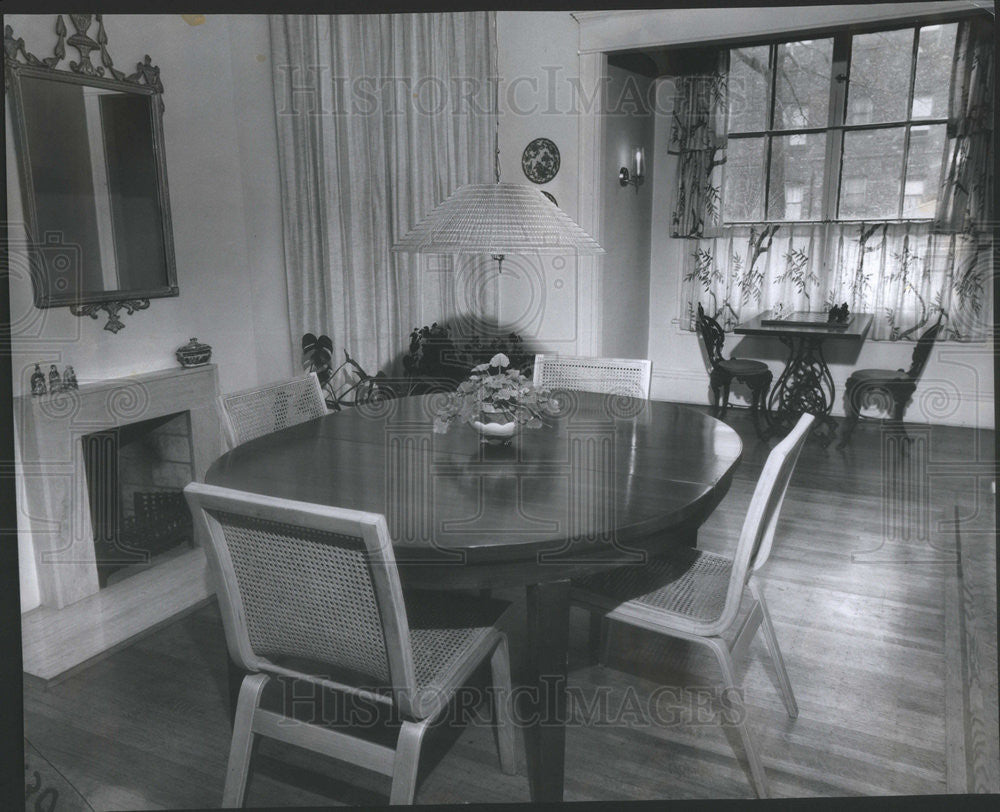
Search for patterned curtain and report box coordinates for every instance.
[680,222,991,341]
[677,19,993,342]
[667,52,728,237]
[936,18,994,234]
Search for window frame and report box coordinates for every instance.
[720,16,965,226]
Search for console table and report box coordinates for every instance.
[735,311,873,445]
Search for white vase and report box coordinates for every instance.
[470,419,517,445]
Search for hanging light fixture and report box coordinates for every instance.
[391,14,603,271]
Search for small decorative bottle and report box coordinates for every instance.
[62,365,78,391]
[30,364,46,396]
[48,364,62,393]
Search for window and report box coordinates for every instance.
[722,21,957,223]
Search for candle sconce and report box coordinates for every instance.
[618,146,645,192]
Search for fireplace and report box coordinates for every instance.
[82,410,196,587]
[16,364,223,682]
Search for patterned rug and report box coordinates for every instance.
[24,739,93,812]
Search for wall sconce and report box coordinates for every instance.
[618,146,645,191]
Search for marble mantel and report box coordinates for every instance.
[16,364,223,682]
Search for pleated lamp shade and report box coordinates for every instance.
[392,182,604,256]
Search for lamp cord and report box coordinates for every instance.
[491,11,503,273]
[494,12,501,185]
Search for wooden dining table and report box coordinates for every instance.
[205,391,743,802]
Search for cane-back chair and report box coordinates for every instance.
[571,412,815,797]
[217,373,328,450]
[184,482,519,805]
[533,354,652,399]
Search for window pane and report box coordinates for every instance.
[722,137,766,222]
[774,39,833,130]
[728,45,769,133]
[767,133,827,220]
[846,28,914,124]
[902,123,947,217]
[839,128,905,219]
[912,23,957,118]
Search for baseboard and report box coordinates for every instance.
[650,369,993,429]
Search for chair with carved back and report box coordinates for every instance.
[184,482,520,806]
[696,304,772,438]
[217,372,328,450]
[837,319,943,448]
[571,412,815,797]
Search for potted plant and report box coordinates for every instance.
[433,353,557,444]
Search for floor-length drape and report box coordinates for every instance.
[269,13,496,377]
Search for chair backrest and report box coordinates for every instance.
[695,303,725,367]
[218,373,328,449]
[532,354,652,399]
[905,319,944,381]
[714,413,814,631]
[184,482,423,716]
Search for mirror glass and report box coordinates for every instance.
[11,71,177,306]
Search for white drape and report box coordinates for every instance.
[269,13,496,377]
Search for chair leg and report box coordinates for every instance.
[890,393,910,441]
[709,371,725,416]
[703,637,769,798]
[588,612,610,666]
[490,636,518,775]
[719,382,732,419]
[749,375,771,439]
[390,718,431,805]
[222,672,269,808]
[837,381,861,449]
[748,581,797,719]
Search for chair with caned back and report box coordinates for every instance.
[217,373,328,450]
[837,319,943,448]
[532,354,652,399]
[184,482,520,806]
[570,412,814,798]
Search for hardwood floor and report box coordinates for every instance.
[22,406,998,807]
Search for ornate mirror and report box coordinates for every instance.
[5,14,177,332]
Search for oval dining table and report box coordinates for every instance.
[205,391,743,803]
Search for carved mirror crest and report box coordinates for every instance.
[5,14,178,333]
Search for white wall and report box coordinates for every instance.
[496,12,585,353]
[8,14,291,611]
[601,64,653,359]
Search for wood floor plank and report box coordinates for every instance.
[21,408,997,804]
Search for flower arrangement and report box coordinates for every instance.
[433,353,558,437]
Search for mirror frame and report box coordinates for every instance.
[4,14,178,329]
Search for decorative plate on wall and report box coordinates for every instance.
[541,190,558,206]
[521,138,560,184]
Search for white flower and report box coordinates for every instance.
[470,363,490,373]
[490,353,510,368]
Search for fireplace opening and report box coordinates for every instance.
[82,410,196,588]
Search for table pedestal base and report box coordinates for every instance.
[766,335,838,445]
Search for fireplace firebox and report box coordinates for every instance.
[81,410,195,587]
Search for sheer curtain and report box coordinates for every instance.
[269,13,496,377]
[675,19,993,342]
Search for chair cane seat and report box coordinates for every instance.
[406,591,512,697]
[717,358,770,377]
[572,547,732,627]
